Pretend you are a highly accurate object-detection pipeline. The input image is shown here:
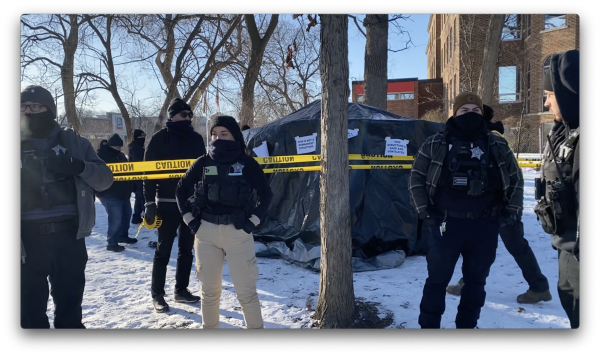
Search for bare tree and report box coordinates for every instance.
[477,14,505,105]
[122,14,243,132]
[239,15,279,127]
[21,14,90,131]
[362,14,388,110]
[314,14,355,329]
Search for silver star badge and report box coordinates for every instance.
[471,147,484,160]
[51,144,67,156]
[229,162,245,176]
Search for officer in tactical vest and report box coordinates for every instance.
[446,105,552,304]
[409,92,523,328]
[535,49,579,328]
[144,97,206,312]
[21,85,113,328]
[176,116,273,329]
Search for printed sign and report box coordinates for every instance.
[252,141,269,157]
[295,133,318,154]
[348,129,359,139]
[384,137,409,156]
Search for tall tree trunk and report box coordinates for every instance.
[240,15,279,128]
[314,14,355,329]
[477,14,505,105]
[363,14,388,110]
[62,15,81,132]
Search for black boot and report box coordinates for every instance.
[119,237,138,244]
[153,296,170,313]
[174,289,201,303]
[107,244,125,252]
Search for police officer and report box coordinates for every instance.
[409,92,523,329]
[176,116,273,329]
[535,49,579,328]
[144,98,206,312]
[446,105,552,304]
[21,85,113,328]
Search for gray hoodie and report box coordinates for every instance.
[22,128,114,239]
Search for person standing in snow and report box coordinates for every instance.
[20,85,113,328]
[535,49,579,328]
[409,92,523,328]
[144,98,206,312]
[446,105,552,304]
[128,129,146,224]
[176,116,273,329]
[96,133,137,252]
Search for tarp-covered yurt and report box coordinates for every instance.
[243,100,444,271]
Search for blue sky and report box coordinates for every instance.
[29,14,431,114]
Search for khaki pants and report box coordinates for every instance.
[194,218,263,329]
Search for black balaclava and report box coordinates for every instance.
[208,116,245,163]
[447,112,487,142]
[21,85,58,139]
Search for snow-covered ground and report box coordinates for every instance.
[43,169,569,329]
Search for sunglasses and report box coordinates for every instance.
[179,111,194,119]
[20,104,46,113]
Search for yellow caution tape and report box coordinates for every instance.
[107,159,195,174]
[134,217,163,239]
[254,154,414,165]
[113,173,185,181]
[350,164,413,170]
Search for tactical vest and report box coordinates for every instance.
[21,134,77,212]
[540,128,579,221]
[193,157,254,214]
[440,135,500,196]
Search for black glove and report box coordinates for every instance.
[144,203,157,225]
[188,219,201,235]
[242,215,261,234]
[47,153,85,176]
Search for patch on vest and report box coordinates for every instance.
[229,162,244,176]
[51,144,67,156]
[471,147,484,160]
[453,177,468,186]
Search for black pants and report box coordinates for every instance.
[419,217,499,329]
[151,202,195,298]
[132,181,145,223]
[558,249,579,329]
[499,218,549,292]
[21,219,88,329]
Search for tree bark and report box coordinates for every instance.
[61,15,81,132]
[477,14,505,105]
[363,14,388,110]
[314,14,355,329]
[240,15,279,128]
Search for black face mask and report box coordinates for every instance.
[165,119,193,136]
[21,111,58,138]
[454,112,485,131]
[208,139,242,163]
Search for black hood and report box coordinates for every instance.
[548,50,579,129]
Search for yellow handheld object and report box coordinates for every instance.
[134,217,163,239]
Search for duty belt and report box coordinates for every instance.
[438,210,487,220]
[21,217,78,235]
[201,211,237,225]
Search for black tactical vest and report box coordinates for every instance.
[541,128,579,220]
[21,134,77,212]
[194,156,254,213]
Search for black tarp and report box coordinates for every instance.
[243,100,444,271]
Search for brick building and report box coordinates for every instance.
[427,14,579,123]
[351,78,443,119]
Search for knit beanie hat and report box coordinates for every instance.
[21,85,57,118]
[133,129,146,139]
[453,92,483,117]
[210,116,246,149]
[107,133,124,147]
[168,98,192,118]
[543,69,554,92]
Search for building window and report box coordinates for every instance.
[542,56,551,112]
[357,94,364,103]
[544,14,566,30]
[454,74,457,97]
[525,62,531,114]
[525,14,531,38]
[502,14,522,41]
[116,117,123,129]
[387,93,414,101]
[498,66,521,103]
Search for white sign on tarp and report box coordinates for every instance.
[252,141,269,157]
[348,128,359,139]
[384,137,409,156]
[295,133,317,154]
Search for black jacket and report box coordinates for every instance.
[144,124,206,202]
[128,138,145,162]
[96,145,133,200]
[176,153,273,223]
